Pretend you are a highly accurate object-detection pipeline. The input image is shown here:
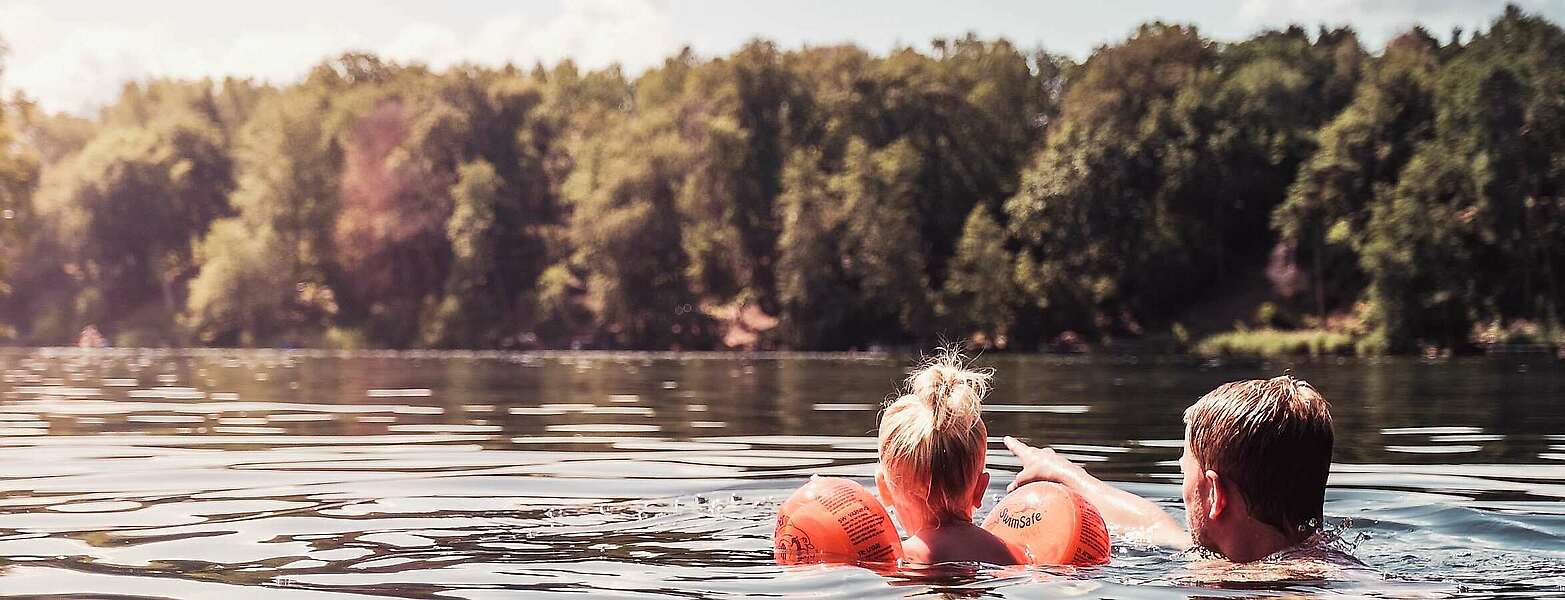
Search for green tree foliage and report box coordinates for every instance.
[0,97,71,339]
[831,139,932,339]
[773,148,851,347]
[2,6,1562,352]
[1358,7,1565,350]
[562,105,712,349]
[0,101,40,319]
[12,98,96,164]
[330,97,450,344]
[675,42,796,310]
[0,49,60,338]
[1007,24,1220,335]
[184,85,339,345]
[1274,31,1441,320]
[772,37,1062,348]
[183,220,292,345]
[939,205,1020,344]
[422,160,506,347]
[30,112,233,343]
[1007,23,1361,338]
[773,139,935,348]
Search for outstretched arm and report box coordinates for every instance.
[1003,436,1189,548]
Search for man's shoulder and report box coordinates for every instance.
[1266,532,1366,568]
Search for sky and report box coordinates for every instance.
[2,0,1562,114]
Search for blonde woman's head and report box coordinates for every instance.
[876,348,991,523]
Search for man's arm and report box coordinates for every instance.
[1003,436,1189,548]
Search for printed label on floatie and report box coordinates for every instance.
[773,514,819,563]
[817,480,897,562]
[1069,493,1112,565]
[996,506,1044,529]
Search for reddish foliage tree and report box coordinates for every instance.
[333,98,451,340]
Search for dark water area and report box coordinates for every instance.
[0,349,1560,598]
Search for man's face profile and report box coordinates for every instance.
[1180,427,1214,550]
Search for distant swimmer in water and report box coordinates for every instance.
[874,349,1017,565]
[1006,375,1360,571]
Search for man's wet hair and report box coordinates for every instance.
[1184,375,1333,539]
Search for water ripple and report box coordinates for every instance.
[0,349,1557,598]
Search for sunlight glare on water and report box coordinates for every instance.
[0,349,1561,598]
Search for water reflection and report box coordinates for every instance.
[0,349,1559,598]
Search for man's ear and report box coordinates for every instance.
[1203,469,1227,521]
[971,471,990,509]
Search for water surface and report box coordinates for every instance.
[0,349,1560,598]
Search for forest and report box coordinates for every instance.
[0,5,1560,354]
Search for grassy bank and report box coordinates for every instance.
[1194,329,1356,357]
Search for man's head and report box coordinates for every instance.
[1179,375,1333,555]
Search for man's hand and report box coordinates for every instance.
[1004,436,1089,492]
[1003,435,1189,548]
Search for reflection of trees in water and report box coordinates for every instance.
[7,350,1561,474]
[1353,358,1563,465]
[775,356,902,438]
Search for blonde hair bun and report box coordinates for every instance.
[904,349,991,429]
[877,347,992,521]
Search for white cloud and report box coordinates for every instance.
[378,0,679,72]
[1236,0,1565,48]
[0,3,167,114]
[517,0,679,70]
[0,0,676,114]
[214,27,372,84]
[380,22,466,68]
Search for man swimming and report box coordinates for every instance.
[1005,375,1337,563]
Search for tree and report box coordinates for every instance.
[31,114,233,343]
[422,160,507,347]
[7,11,1565,352]
[183,220,292,345]
[1357,7,1565,350]
[1275,30,1439,320]
[1008,23,1361,340]
[184,84,342,345]
[561,107,712,349]
[0,99,40,337]
[774,148,854,347]
[1006,24,1222,336]
[1358,152,1485,351]
[939,205,1021,345]
[331,97,453,345]
[834,138,934,338]
[774,37,1061,347]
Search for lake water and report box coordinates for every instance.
[0,349,1560,599]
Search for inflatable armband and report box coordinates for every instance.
[774,477,903,565]
[981,481,1111,566]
